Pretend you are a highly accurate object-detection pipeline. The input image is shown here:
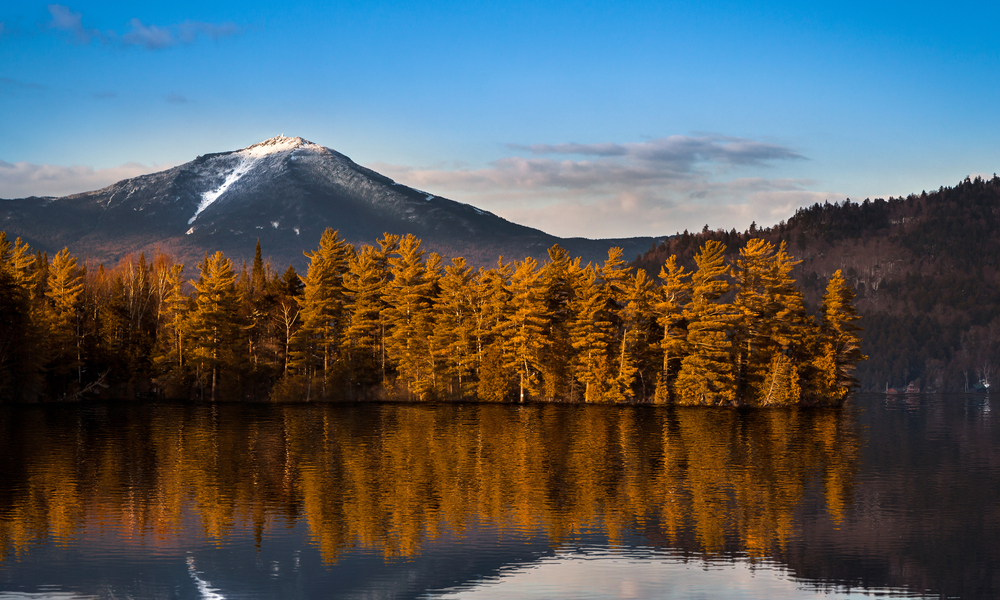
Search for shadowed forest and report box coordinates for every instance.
[0,230,862,405]
[635,175,1000,393]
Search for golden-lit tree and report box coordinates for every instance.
[382,234,437,399]
[507,257,546,402]
[432,257,477,399]
[653,255,689,403]
[342,244,391,392]
[675,241,737,405]
[812,269,866,404]
[43,248,85,390]
[290,228,353,398]
[188,251,242,401]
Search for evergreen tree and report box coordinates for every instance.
[813,270,866,404]
[289,229,353,398]
[151,263,189,396]
[474,259,514,402]
[472,258,512,364]
[734,239,809,404]
[189,251,242,401]
[506,257,546,402]
[342,245,390,392]
[652,255,690,403]
[538,245,580,400]
[251,239,267,296]
[432,257,476,399]
[30,250,49,303]
[1,234,35,288]
[0,234,32,401]
[569,265,614,402]
[277,265,305,297]
[616,268,655,400]
[43,248,85,394]
[382,234,437,399]
[675,241,736,405]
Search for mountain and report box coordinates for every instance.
[0,135,662,269]
[633,175,1000,393]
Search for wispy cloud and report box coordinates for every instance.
[0,77,45,91]
[45,5,240,50]
[374,134,831,238]
[92,91,116,99]
[0,160,176,199]
[47,4,107,44]
[510,135,805,172]
[177,21,240,43]
[122,19,174,49]
[165,92,189,104]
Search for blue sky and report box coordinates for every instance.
[2,1,999,238]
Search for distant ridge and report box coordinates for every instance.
[633,175,1000,393]
[0,135,663,269]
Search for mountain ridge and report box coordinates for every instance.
[633,175,1000,392]
[1,136,663,269]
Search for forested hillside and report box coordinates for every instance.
[635,175,1000,392]
[0,229,860,405]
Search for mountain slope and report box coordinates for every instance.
[633,175,1000,393]
[1,136,662,269]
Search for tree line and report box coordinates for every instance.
[0,229,864,405]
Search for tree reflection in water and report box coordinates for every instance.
[0,403,860,569]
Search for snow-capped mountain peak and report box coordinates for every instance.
[188,135,323,225]
[242,135,317,158]
[1,135,662,271]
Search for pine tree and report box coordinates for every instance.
[675,241,736,405]
[289,229,353,398]
[241,240,277,374]
[507,257,546,402]
[342,245,390,392]
[569,265,614,402]
[472,258,512,364]
[151,263,189,396]
[652,255,690,403]
[599,246,631,306]
[432,257,476,399]
[30,250,49,303]
[0,233,33,400]
[812,270,866,404]
[251,239,267,296]
[43,248,85,393]
[382,234,437,399]
[188,251,241,401]
[615,268,655,400]
[598,247,639,401]
[474,259,514,402]
[0,234,35,288]
[538,245,580,400]
[733,239,809,404]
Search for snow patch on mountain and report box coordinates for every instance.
[189,156,256,224]
[186,136,323,225]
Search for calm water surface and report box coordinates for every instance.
[0,394,995,599]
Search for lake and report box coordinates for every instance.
[0,394,996,599]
